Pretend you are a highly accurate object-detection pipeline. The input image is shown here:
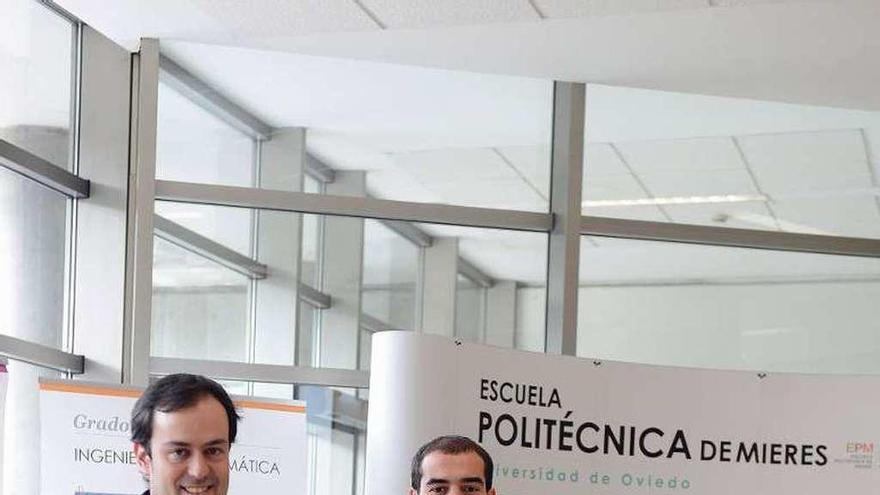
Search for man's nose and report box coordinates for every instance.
[187,453,211,478]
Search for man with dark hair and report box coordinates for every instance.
[131,373,241,495]
[410,435,496,495]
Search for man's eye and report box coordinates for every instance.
[169,449,188,461]
[206,447,226,457]
[463,486,482,493]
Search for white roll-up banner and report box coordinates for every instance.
[0,363,7,493]
[366,331,879,494]
[39,380,307,494]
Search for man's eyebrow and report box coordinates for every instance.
[205,439,229,446]
[425,477,485,486]
[424,479,450,486]
[160,441,191,448]
[460,477,485,485]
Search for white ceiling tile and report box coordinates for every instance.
[534,0,708,19]
[188,0,377,37]
[365,169,443,203]
[360,0,540,29]
[427,178,547,210]
[392,147,518,185]
[617,137,745,174]
[663,201,775,229]
[740,130,871,194]
[640,168,759,197]
[585,143,629,177]
[583,174,647,200]
[583,205,668,222]
[771,197,880,238]
[494,145,551,199]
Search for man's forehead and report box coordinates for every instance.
[421,451,486,481]
[151,395,229,443]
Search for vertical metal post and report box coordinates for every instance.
[123,38,159,385]
[73,26,132,383]
[545,81,585,356]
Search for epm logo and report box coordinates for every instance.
[845,442,874,454]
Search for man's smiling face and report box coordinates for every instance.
[134,395,231,495]
[412,451,496,495]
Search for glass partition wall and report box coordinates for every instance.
[5,7,880,495]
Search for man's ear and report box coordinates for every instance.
[133,442,152,479]
[407,488,419,495]
[487,487,497,495]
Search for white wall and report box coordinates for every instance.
[517,281,880,374]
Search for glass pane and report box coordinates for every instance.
[412,223,547,350]
[0,166,66,345]
[583,84,880,239]
[301,177,322,287]
[156,80,255,186]
[212,381,366,495]
[161,41,552,211]
[156,201,253,256]
[301,212,321,288]
[361,219,418,331]
[455,273,484,343]
[577,236,880,374]
[0,0,73,168]
[152,237,250,361]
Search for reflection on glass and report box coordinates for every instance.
[576,236,880,374]
[0,0,73,168]
[361,219,418,331]
[151,237,250,362]
[156,80,254,186]
[583,84,880,239]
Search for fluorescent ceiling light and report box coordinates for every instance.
[582,194,767,207]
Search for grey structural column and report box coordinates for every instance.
[419,237,459,337]
[485,280,517,348]
[545,81,586,356]
[252,128,305,397]
[318,170,366,369]
[72,26,132,383]
[123,38,160,385]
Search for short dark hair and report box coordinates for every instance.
[131,374,240,455]
[410,435,494,490]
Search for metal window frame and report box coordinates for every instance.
[0,334,84,374]
[150,356,369,388]
[581,215,880,258]
[155,180,551,232]
[133,52,880,391]
[154,214,269,279]
[0,139,90,198]
[545,82,585,356]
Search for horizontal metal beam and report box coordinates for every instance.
[305,153,336,183]
[457,257,495,288]
[381,219,433,247]
[156,180,552,232]
[0,334,85,374]
[360,313,396,333]
[159,55,273,140]
[150,356,370,388]
[298,282,331,309]
[153,214,268,279]
[0,139,89,198]
[582,215,880,258]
